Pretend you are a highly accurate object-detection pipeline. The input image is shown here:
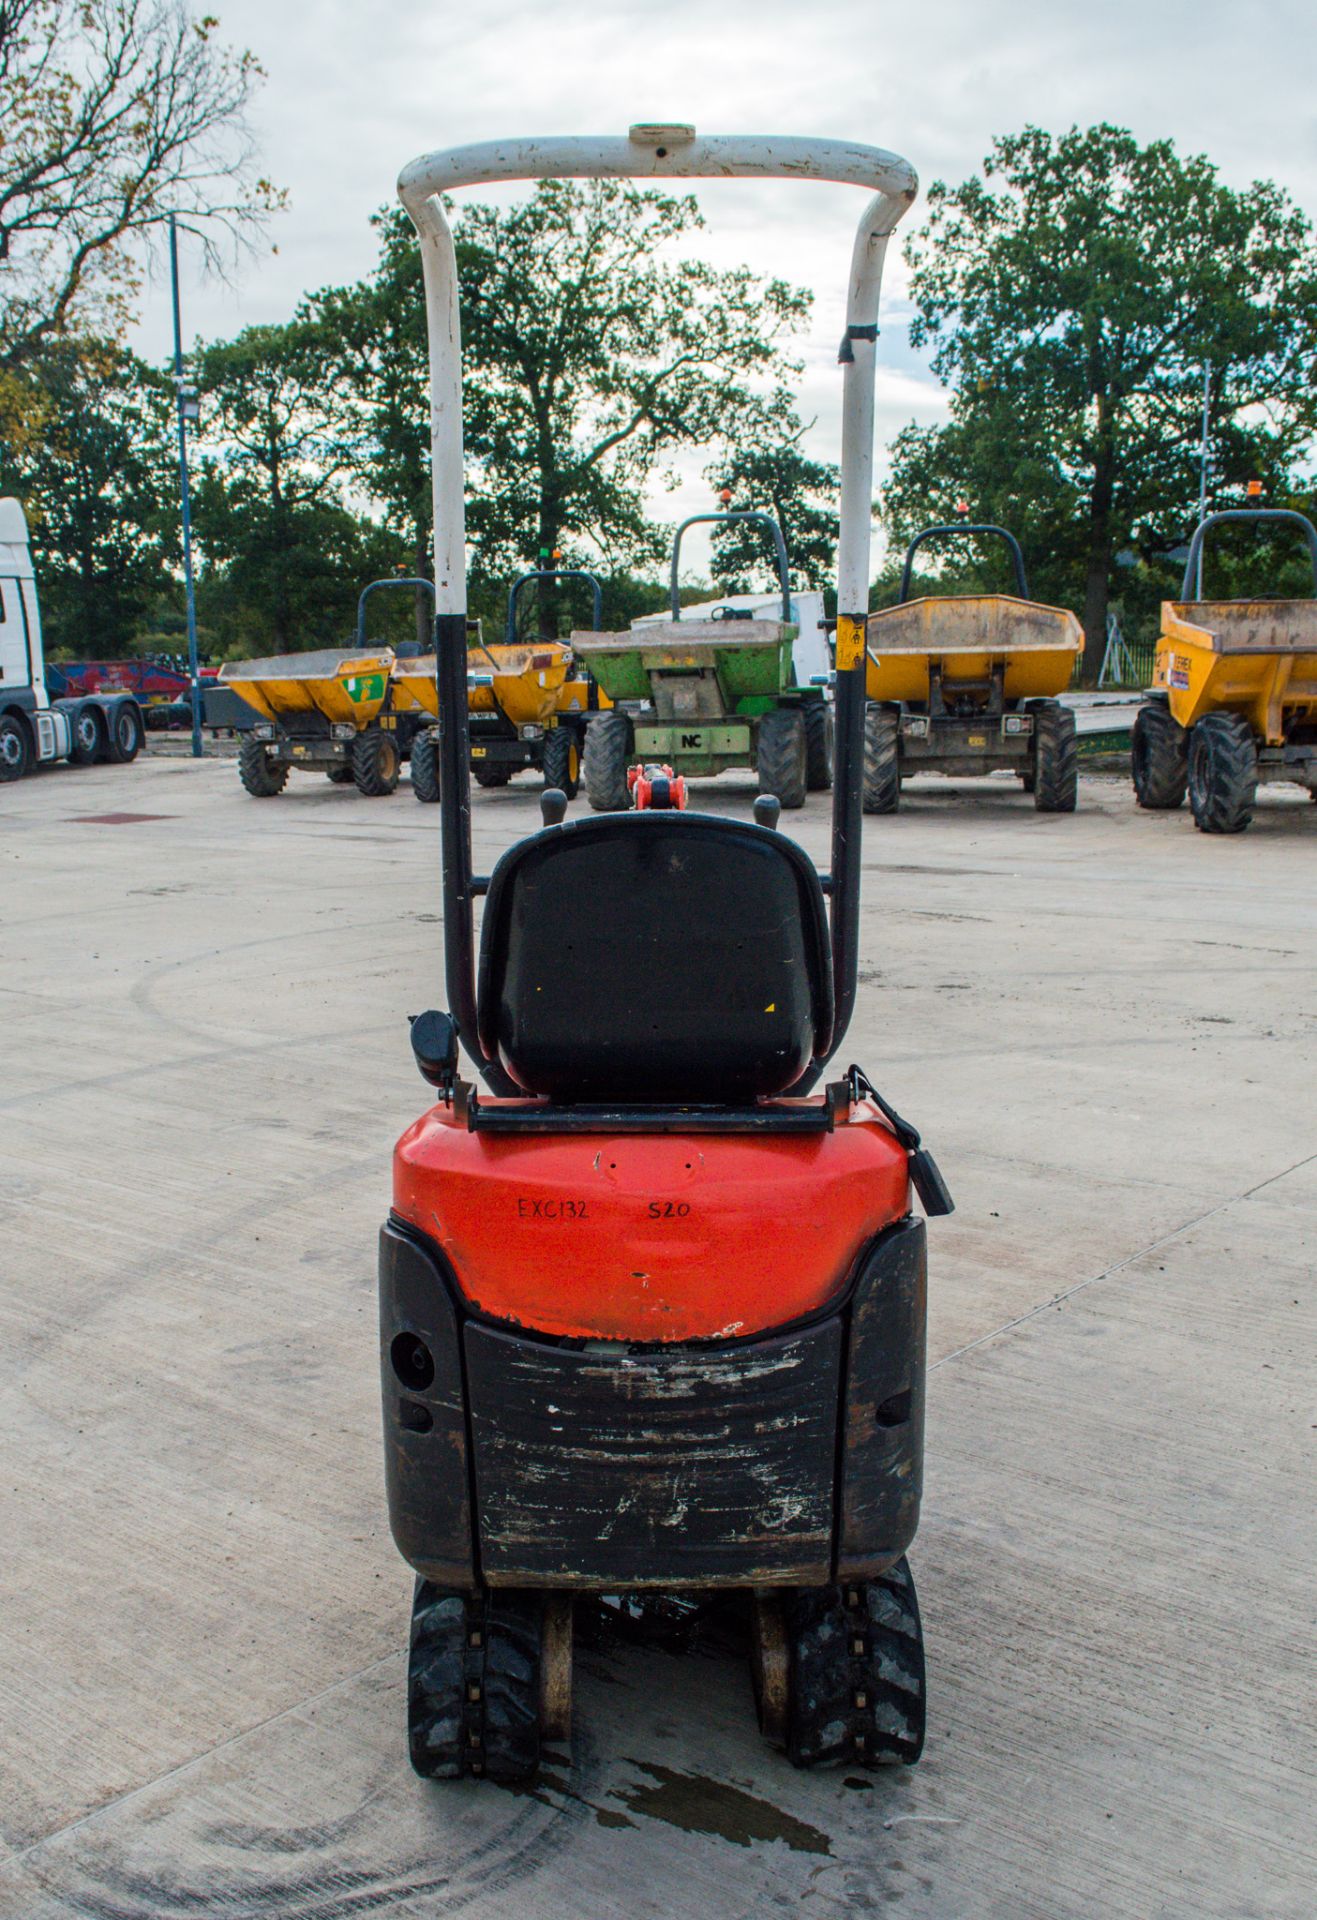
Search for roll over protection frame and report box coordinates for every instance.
[397,128,918,1090]
[1180,508,1317,601]
[898,525,1029,604]
[669,511,791,622]
[505,569,604,645]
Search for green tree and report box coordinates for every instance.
[192,319,401,654]
[0,0,280,380]
[885,124,1317,674]
[705,433,840,593]
[0,336,177,652]
[320,186,813,633]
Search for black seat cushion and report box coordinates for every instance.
[477,813,833,1103]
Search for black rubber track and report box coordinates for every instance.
[1030,700,1078,812]
[410,729,440,803]
[541,724,580,798]
[69,707,105,767]
[804,702,835,791]
[757,707,808,809]
[1188,710,1257,833]
[862,705,900,813]
[785,1560,926,1769]
[408,1582,543,1783]
[583,709,633,811]
[1131,702,1188,809]
[353,729,400,797]
[238,735,288,796]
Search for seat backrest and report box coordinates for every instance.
[477,813,833,1103]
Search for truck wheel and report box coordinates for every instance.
[408,1580,545,1783]
[1030,701,1078,812]
[542,725,580,799]
[0,712,31,781]
[106,703,142,764]
[326,766,355,785]
[473,764,513,788]
[782,1560,926,1769]
[69,707,106,766]
[862,705,900,813]
[410,730,440,803]
[239,736,288,797]
[1132,701,1188,809]
[1188,711,1257,833]
[353,730,400,797]
[583,710,633,811]
[804,702,834,791]
[758,708,808,810]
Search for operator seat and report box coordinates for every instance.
[477,812,833,1104]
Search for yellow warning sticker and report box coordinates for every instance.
[836,615,867,672]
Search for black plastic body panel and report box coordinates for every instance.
[465,1319,841,1587]
[378,1223,473,1586]
[838,1214,927,1577]
[379,1213,926,1592]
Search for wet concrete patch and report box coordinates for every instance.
[613,1761,831,1856]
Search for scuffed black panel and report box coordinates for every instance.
[378,1222,473,1585]
[837,1216,927,1578]
[465,1319,842,1587]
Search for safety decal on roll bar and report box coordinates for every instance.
[835,615,867,672]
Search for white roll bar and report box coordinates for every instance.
[397,128,918,630]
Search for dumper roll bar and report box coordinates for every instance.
[1181,509,1317,601]
[399,128,917,1091]
[356,576,436,648]
[670,511,791,622]
[505,569,603,645]
[898,525,1029,603]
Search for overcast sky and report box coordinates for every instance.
[133,0,1317,553]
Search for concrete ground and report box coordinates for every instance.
[1,749,1312,1919]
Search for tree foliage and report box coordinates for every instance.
[0,0,280,376]
[0,337,176,651]
[705,435,840,594]
[885,124,1317,670]
[317,187,815,631]
[191,321,401,654]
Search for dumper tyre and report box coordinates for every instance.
[238,736,288,797]
[408,1581,543,1783]
[327,766,355,786]
[583,710,633,812]
[784,1559,925,1769]
[473,764,513,788]
[758,708,808,809]
[69,706,106,766]
[353,730,400,797]
[107,702,142,764]
[1188,711,1256,834]
[542,725,580,799]
[862,705,900,814]
[1031,701,1078,813]
[410,730,440,803]
[804,702,835,791]
[1132,701,1188,809]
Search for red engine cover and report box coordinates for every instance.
[392,1099,909,1343]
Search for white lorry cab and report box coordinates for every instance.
[0,496,144,780]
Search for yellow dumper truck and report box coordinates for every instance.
[863,525,1082,813]
[392,569,604,802]
[1132,508,1317,833]
[220,648,406,796]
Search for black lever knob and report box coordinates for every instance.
[541,788,568,826]
[753,794,781,831]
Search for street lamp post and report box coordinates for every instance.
[169,213,203,758]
